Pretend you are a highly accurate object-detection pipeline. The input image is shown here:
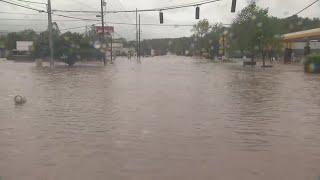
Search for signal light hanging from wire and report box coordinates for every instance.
[159,11,164,24]
[231,0,237,12]
[195,6,200,19]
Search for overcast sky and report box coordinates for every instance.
[1,0,320,40]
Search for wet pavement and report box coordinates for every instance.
[1,56,320,180]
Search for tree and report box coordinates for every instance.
[191,20,224,58]
[33,29,59,58]
[281,15,320,34]
[192,19,211,38]
[56,32,98,66]
[229,3,282,65]
[169,37,193,56]
[192,19,211,56]
[204,23,224,58]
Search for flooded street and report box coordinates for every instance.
[1,56,320,180]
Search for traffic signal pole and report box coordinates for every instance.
[100,0,106,65]
[136,8,138,60]
[138,14,141,63]
[47,0,54,68]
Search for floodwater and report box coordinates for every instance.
[1,56,320,180]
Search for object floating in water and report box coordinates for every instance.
[14,95,27,105]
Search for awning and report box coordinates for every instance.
[282,28,320,42]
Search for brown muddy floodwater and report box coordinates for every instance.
[0,56,320,180]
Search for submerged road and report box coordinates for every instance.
[1,56,320,180]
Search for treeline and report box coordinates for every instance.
[0,26,117,65]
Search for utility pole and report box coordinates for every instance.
[138,14,141,63]
[110,33,113,63]
[136,8,138,60]
[222,34,225,56]
[100,0,106,65]
[222,27,226,57]
[47,0,54,68]
[85,25,88,37]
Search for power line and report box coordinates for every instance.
[53,13,99,21]
[0,18,47,21]
[289,0,319,17]
[0,18,84,21]
[0,11,45,15]
[0,17,97,22]
[147,0,222,11]
[0,0,229,36]
[0,0,45,12]
[58,20,230,27]
[111,22,194,27]
[60,23,99,31]
[0,23,46,26]
[0,17,229,26]
[52,0,222,14]
[59,23,195,32]
[9,0,46,11]
[0,0,224,26]
[15,0,46,5]
[0,11,99,22]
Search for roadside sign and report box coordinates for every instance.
[16,41,33,51]
[96,26,114,34]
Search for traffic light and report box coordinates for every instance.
[195,6,200,19]
[231,0,237,12]
[159,11,164,24]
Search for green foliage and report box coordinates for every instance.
[170,37,193,55]
[304,53,320,65]
[280,15,320,34]
[229,3,282,58]
[137,20,223,58]
[192,19,211,38]
[304,53,320,73]
[55,32,104,66]
[202,23,224,57]
[191,19,224,57]
[228,3,320,59]
[4,29,38,51]
[33,30,103,66]
[0,36,6,48]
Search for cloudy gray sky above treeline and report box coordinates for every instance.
[1,0,320,40]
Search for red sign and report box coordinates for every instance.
[96,26,114,34]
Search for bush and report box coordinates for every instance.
[304,53,320,65]
[304,53,320,73]
[78,48,104,60]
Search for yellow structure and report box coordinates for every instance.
[283,28,320,41]
[282,28,320,63]
[283,28,320,48]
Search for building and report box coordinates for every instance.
[7,41,34,61]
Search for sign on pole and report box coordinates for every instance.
[96,26,114,35]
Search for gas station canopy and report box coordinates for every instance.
[283,28,320,42]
